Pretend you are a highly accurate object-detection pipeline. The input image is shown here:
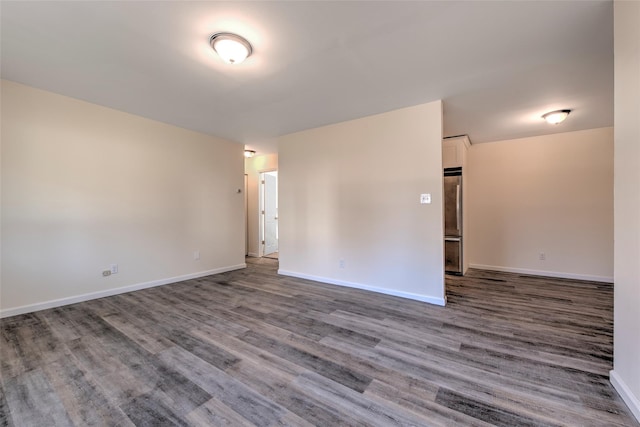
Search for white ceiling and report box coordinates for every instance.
[1,1,613,154]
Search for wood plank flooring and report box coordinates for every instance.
[1,258,638,426]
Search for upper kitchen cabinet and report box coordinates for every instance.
[443,136,470,169]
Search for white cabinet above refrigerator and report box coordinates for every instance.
[443,135,470,169]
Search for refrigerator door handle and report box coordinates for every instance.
[445,237,461,242]
[456,184,461,232]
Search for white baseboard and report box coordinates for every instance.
[0,264,247,319]
[610,370,640,422]
[247,252,260,258]
[469,264,613,283]
[277,269,446,306]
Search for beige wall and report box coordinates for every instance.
[611,0,640,421]
[1,80,245,316]
[278,101,445,305]
[244,153,278,257]
[467,127,614,282]
[461,142,469,274]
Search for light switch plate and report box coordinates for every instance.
[420,193,431,204]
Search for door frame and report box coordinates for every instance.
[258,169,278,258]
[244,174,248,256]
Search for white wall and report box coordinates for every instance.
[278,101,445,305]
[1,80,245,316]
[244,153,278,257]
[611,0,640,421]
[467,127,614,282]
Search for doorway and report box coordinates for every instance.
[260,171,278,259]
[244,174,248,256]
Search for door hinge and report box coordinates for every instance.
[261,240,265,245]
[261,180,265,184]
[261,210,265,215]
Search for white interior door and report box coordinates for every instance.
[263,172,278,256]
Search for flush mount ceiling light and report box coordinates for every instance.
[542,109,571,125]
[210,32,253,65]
[244,149,256,158]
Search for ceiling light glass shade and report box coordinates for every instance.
[244,149,256,158]
[542,109,571,124]
[210,33,252,64]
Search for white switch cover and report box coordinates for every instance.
[420,193,431,204]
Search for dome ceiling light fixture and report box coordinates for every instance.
[542,109,571,125]
[244,149,256,158]
[210,32,253,65]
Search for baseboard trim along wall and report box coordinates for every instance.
[247,252,260,258]
[278,269,446,306]
[610,370,640,422]
[469,264,613,283]
[0,264,247,319]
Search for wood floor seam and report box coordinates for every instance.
[1,259,637,426]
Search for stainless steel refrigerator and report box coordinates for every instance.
[444,168,463,274]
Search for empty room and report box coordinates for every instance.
[1,1,639,426]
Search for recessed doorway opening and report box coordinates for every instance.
[260,170,278,259]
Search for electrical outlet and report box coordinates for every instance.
[102,270,111,277]
[339,259,345,269]
[110,264,118,274]
[539,252,546,261]
[420,193,431,204]
[194,250,200,260]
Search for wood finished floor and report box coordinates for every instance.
[1,258,638,426]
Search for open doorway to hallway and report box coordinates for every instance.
[261,170,278,259]
[244,152,278,260]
